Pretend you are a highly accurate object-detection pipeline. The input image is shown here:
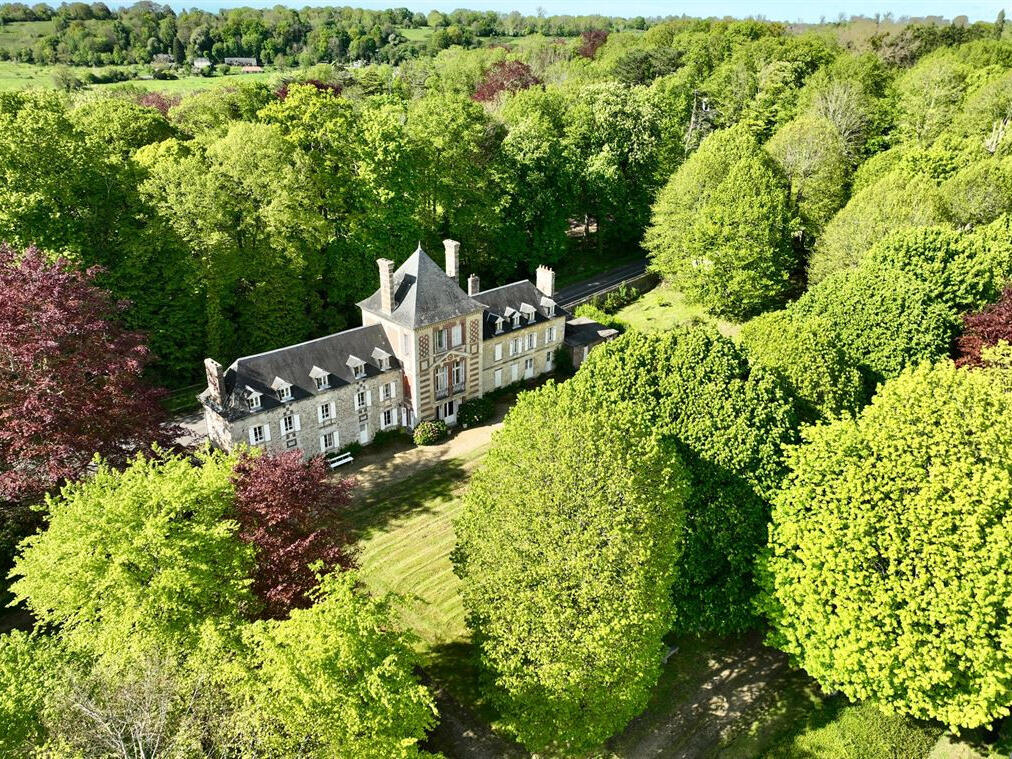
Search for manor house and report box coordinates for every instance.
[199,241,615,458]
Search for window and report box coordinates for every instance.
[314,375,329,391]
[353,364,365,379]
[382,408,394,428]
[251,425,266,444]
[356,390,367,410]
[247,394,261,411]
[494,368,502,387]
[546,350,554,368]
[401,333,411,357]
[282,415,295,434]
[494,342,503,361]
[382,381,393,401]
[278,385,293,402]
[510,337,521,356]
[495,318,504,334]
[436,366,448,393]
[452,359,464,389]
[378,356,389,371]
[435,328,447,352]
[319,402,332,423]
[451,323,463,347]
[512,314,521,328]
[545,326,556,343]
[320,432,336,452]
[511,362,519,382]
[527,310,536,324]
[524,358,534,378]
[525,333,536,351]
[547,302,555,317]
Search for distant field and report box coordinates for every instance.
[0,19,54,53]
[0,61,279,92]
[397,26,434,41]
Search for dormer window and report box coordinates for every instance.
[521,303,536,324]
[371,347,392,372]
[495,317,504,334]
[309,365,330,391]
[278,385,292,402]
[346,355,367,380]
[246,388,262,411]
[380,356,389,370]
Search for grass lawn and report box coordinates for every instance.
[614,281,742,339]
[0,20,54,53]
[0,61,279,92]
[398,26,435,41]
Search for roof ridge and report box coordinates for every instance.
[474,279,535,296]
[230,324,379,366]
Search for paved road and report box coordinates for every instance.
[555,258,649,308]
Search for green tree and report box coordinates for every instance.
[895,56,968,143]
[646,125,795,319]
[740,311,863,422]
[69,97,175,157]
[9,449,253,652]
[790,261,958,393]
[940,158,1012,226]
[766,114,850,238]
[574,329,798,634]
[453,380,689,753]
[762,362,1012,730]
[809,171,945,284]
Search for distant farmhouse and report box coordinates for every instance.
[199,242,616,458]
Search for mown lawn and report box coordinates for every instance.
[0,61,279,92]
[615,281,742,338]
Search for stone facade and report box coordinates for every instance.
[480,315,565,392]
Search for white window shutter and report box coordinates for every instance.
[329,401,335,418]
[319,435,326,452]
[248,427,256,444]
[294,414,301,432]
[366,389,372,407]
[264,424,272,442]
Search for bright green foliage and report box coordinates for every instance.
[762,362,1012,729]
[9,449,253,651]
[766,114,850,237]
[647,125,795,319]
[235,572,437,758]
[940,158,1012,225]
[790,262,958,391]
[866,225,1009,312]
[740,310,863,422]
[413,419,448,445]
[575,329,798,634]
[453,380,688,753]
[895,56,969,143]
[69,97,175,156]
[0,631,66,755]
[809,171,945,284]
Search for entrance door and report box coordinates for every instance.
[442,399,456,425]
[359,421,369,444]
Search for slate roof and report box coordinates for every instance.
[563,316,620,347]
[474,280,569,340]
[357,245,485,329]
[204,325,399,421]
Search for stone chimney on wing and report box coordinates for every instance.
[204,358,225,406]
[377,258,395,314]
[536,265,555,297]
[443,239,460,281]
[467,273,480,296]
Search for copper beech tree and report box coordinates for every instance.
[231,451,356,618]
[0,245,176,540]
[956,286,1012,367]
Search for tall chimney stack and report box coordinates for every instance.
[204,358,225,406]
[377,258,394,314]
[467,273,480,296]
[536,265,555,297]
[443,239,460,281]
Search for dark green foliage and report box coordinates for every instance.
[575,329,798,634]
[413,420,448,446]
[551,345,574,377]
[790,262,960,393]
[457,397,493,427]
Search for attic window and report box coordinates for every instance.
[495,317,504,334]
[247,393,262,411]
[347,355,367,379]
[314,375,329,391]
[278,385,293,402]
[512,314,521,329]
[309,365,330,391]
[379,356,390,371]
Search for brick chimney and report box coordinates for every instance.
[204,358,225,406]
[536,265,555,297]
[443,239,460,281]
[467,273,480,296]
[377,258,394,314]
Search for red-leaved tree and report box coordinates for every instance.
[137,92,181,116]
[0,245,177,509]
[472,60,542,103]
[577,29,609,59]
[956,286,1012,367]
[231,451,356,618]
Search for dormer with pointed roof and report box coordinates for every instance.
[358,245,485,330]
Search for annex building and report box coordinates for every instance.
[199,241,616,458]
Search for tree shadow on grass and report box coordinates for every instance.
[340,457,472,543]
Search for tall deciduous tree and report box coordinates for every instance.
[646,124,795,319]
[0,246,177,562]
[231,451,355,619]
[762,362,1012,730]
[453,380,688,753]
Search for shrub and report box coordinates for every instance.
[573,302,626,331]
[412,420,448,446]
[457,396,493,427]
[762,362,1012,729]
[956,286,1012,367]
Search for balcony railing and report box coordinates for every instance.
[435,387,449,400]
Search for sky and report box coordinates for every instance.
[163,0,1005,25]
